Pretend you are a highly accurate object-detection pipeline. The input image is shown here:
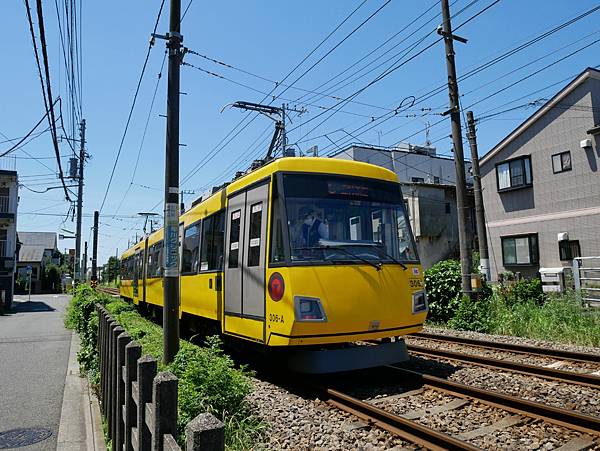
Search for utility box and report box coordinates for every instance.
[540,267,571,293]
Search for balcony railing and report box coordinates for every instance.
[0,196,8,213]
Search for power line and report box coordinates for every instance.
[177,0,372,188]
[98,0,166,212]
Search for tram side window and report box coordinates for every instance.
[247,202,262,267]
[153,241,164,277]
[146,244,159,278]
[182,223,200,275]
[228,210,241,268]
[200,210,225,272]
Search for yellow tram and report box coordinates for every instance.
[120,157,428,372]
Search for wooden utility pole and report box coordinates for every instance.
[82,241,88,282]
[466,111,490,281]
[161,0,182,363]
[440,0,472,296]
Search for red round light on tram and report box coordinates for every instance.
[268,272,285,302]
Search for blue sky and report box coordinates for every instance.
[1,0,599,265]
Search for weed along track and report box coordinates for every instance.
[319,366,600,450]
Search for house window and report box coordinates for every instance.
[559,240,580,260]
[496,156,532,191]
[501,234,538,266]
[411,177,425,183]
[552,151,571,174]
[433,176,440,184]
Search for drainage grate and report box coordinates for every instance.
[0,427,52,449]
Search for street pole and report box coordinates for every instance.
[74,119,85,282]
[466,111,490,282]
[162,0,182,364]
[440,0,472,297]
[28,271,31,302]
[82,241,87,282]
[91,211,98,285]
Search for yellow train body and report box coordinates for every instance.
[120,157,427,353]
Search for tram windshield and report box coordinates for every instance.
[272,173,418,265]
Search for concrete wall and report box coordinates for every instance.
[480,76,600,280]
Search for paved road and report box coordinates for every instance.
[0,294,72,450]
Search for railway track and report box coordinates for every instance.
[323,365,600,450]
[96,286,120,296]
[404,333,600,389]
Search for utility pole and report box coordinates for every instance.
[74,119,85,282]
[82,241,87,282]
[440,0,472,297]
[466,111,490,282]
[91,211,98,286]
[161,0,182,364]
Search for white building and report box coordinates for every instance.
[0,170,18,308]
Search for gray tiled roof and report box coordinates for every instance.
[18,231,57,249]
[18,245,45,263]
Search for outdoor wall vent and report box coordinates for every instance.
[580,138,592,149]
[557,232,569,242]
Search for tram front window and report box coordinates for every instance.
[281,174,418,265]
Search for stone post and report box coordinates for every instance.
[124,341,141,451]
[137,355,157,451]
[116,332,131,451]
[152,372,178,451]
[185,413,225,451]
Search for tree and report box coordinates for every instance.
[105,256,120,283]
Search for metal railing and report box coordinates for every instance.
[0,196,9,213]
[573,257,600,307]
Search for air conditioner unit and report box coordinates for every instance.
[557,232,569,242]
[580,138,592,149]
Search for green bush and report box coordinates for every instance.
[498,277,545,306]
[64,285,110,387]
[42,263,62,292]
[424,260,462,323]
[448,295,490,333]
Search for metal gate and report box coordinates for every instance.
[573,257,600,307]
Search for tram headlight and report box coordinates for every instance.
[412,291,428,314]
[294,296,327,322]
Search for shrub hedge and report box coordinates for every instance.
[65,287,265,449]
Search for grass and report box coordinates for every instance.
[487,291,600,348]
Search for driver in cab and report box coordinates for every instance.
[299,206,329,247]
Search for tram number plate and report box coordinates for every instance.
[269,314,284,324]
[409,278,423,288]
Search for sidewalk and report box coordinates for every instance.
[0,294,105,451]
[57,332,106,451]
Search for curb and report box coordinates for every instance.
[57,332,106,451]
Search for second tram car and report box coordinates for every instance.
[120,157,428,372]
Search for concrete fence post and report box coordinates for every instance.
[185,413,225,451]
[137,356,157,451]
[103,316,115,414]
[109,325,124,444]
[124,341,141,451]
[152,372,178,451]
[116,332,131,451]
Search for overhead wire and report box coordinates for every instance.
[98,0,166,212]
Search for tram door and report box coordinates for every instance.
[224,182,269,326]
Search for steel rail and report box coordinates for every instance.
[325,387,481,451]
[411,332,600,363]
[407,344,600,389]
[386,366,600,435]
[97,286,120,296]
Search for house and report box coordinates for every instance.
[16,231,59,293]
[479,67,600,281]
[0,170,18,308]
[331,143,474,268]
